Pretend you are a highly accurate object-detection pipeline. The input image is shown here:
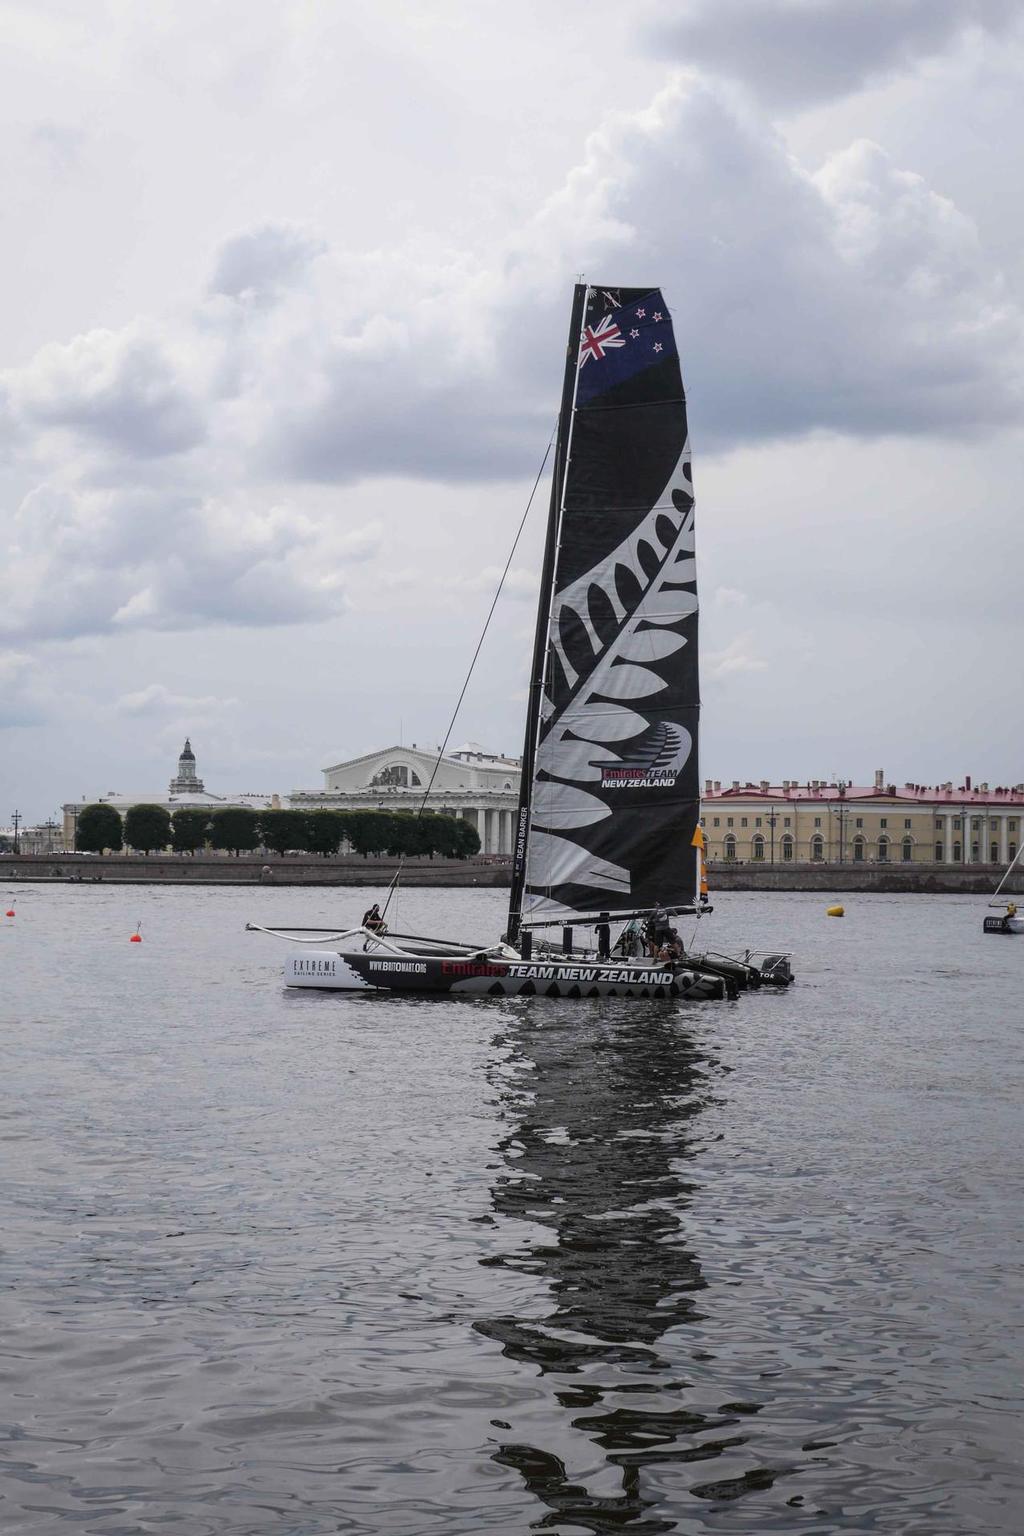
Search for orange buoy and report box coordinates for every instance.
[130,923,142,943]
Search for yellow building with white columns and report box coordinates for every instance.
[701,771,1024,866]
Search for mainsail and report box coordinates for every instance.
[508,283,700,935]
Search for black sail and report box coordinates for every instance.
[509,283,700,930]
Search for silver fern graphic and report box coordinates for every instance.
[525,443,698,910]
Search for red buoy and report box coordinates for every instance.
[130,923,142,943]
[4,906,14,918]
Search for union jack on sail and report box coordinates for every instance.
[579,313,626,367]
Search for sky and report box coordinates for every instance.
[3,0,1023,821]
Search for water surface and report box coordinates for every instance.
[1,885,1020,1533]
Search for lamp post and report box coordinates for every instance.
[11,810,20,856]
[828,791,849,866]
[44,817,56,853]
[768,806,777,865]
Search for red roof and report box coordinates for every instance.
[703,782,1024,805]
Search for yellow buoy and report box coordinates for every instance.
[826,904,844,918]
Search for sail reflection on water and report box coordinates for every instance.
[476,1004,751,1531]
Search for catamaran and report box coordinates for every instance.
[983,844,1024,933]
[249,282,792,999]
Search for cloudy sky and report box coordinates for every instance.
[3,0,1023,821]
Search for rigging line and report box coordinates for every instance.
[379,427,557,922]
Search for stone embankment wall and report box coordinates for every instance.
[1,854,512,887]
[3,855,1021,894]
[706,863,1024,895]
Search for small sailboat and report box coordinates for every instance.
[983,845,1024,933]
[249,282,791,998]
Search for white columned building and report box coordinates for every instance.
[289,741,521,855]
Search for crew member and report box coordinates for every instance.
[362,902,386,932]
[614,921,642,959]
[596,917,611,961]
[645,903,673,956]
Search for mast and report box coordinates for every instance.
[506,282,589,945]
[991,842,1024,903]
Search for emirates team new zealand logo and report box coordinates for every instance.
[599,721,690,791]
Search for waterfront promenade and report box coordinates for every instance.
[3,853,1021,894]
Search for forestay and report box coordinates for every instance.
[509,283,701,930]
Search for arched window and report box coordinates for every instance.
[991,841,999,862]
[1011,841,1018,860]
[902,837,913,862]
[970,842,979,863]
[752,834,765,861]
[781,834,794,862]
[724,835,737,862]
[953,841,962,862]
[371,764,420,788]
[935,841,944,861]
[877,836,889,863]
[810,835,824,862]
[503,781,512,790]
[853,836,866,862]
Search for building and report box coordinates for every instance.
[701,770,1024,866]
[168,739,204,794]
[0,820,65,854]
[62,739,277,849]
[59,737,521,854]
[290,741,521,855]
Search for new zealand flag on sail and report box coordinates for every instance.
[575,289,680,407]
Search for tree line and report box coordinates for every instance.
[73,804,482,859]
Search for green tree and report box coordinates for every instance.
[407,814,440,859]
[124,804,172,854]
[209,806,260,856]
[259,809,310,856]
[452,819,480,858]
[76,803,124,854]
[385,812,414,858]
[347,810,391,858]
[171,807,211,855]
[306,810,344,856]
[429,813,463,859]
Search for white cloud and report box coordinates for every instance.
[209,224,327,303]
[714,585,748,608]
[705,632,769,676]
[9,322,207,458]
[1,482,370,642]
[450,566,539,601]
[113,683,238,717]
[2,77,1020,654]
[532,77,1021,444]
[29,120,86,175]
[0,650,55,728]
[645,0,1021,108]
